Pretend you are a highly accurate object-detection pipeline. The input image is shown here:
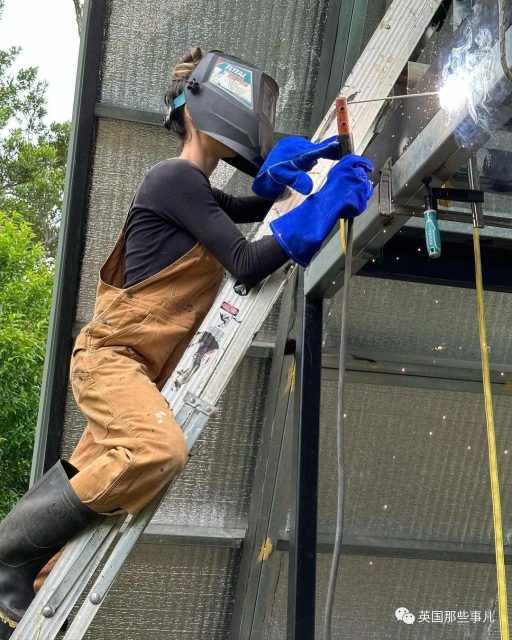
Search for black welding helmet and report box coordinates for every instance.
[165,50,279,177]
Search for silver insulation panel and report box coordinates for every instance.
[262,376,512,545]
[73,544,241,640]
[318,380,512,543]
[263,552,504,639]
[323,275,512,365]
[99,0,331,134]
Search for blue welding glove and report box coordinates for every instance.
[252,135,341,199]
[269,154,374,267]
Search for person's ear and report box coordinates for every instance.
[183,104,193,125]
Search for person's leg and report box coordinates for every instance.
[34,348,189,595]
[2,348,188,636]
[0,460,100,638]
[67,347,189,515]
[33,425,106,594]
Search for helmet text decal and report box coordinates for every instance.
[210,58,253,109]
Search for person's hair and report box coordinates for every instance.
[164,46,204,146]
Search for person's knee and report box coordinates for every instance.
[152,429,189,477]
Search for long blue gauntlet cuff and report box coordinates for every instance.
[269,154,374,267]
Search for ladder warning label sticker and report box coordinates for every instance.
[221,301,239,316]
[210,58,253,109]
[171,305,242,391]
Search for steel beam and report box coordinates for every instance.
[135,523,245,548]
[365,4,512,178]
[94,102,304,139]
[336,349,512,379]
[86,521,512,563]
[276,530,512,564]
[360,226,512,293]
[249,375,296,639]
[305,20,512,298]
[333,367,512,396]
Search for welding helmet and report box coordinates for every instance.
[164,50,279,177]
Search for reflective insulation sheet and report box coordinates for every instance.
[322,275,512,366]
[317,379,512,543]
[61,353,271,529]
[100,0,332,135]
[71,543,240,640]
[262,551,504,639]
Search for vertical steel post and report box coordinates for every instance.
[287,269,323,640]
[30,0,107,484]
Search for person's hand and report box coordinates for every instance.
[252,135,340,199]
[269,154,374,267]
[315,153,374,219]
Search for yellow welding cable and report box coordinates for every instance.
[473,226,509,639]
[339,219,347,254]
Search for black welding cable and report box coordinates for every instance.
[499,0,512,85]
[324,217,354,640]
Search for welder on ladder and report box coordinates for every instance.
[0,46,374,638]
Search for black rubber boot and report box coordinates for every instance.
[0,460,100,638]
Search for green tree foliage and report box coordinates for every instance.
[0,45,70,256]
[0,212,54,518]
[0,2,68,517]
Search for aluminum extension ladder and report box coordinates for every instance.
[12,0,443,636]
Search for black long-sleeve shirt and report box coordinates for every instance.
[122,158,290,288]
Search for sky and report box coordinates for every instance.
[0,0,80,123]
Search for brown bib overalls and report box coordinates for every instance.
[70,210,224,513]
[34,209,225,591]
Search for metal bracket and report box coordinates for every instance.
[430,185,485,230]
[378,157,393,217]
[182,392,217,455]
[467,156,486,229]
[430,187,484,205]
[183,391,215,416]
